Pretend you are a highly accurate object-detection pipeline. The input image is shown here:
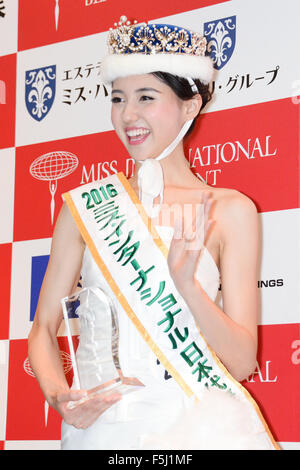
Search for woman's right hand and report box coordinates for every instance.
[53,389,122,429]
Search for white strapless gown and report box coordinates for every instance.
[61,226,275,450]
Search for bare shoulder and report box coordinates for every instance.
[206,186,258,246]
[209,186,257,218]
[212,188,257,216]
[33,202,86,330]
[52,201,84,244]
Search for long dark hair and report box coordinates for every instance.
[151,71,212,137]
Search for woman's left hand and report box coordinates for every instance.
[167,191,214,296]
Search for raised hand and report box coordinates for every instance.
[167,191,214,296]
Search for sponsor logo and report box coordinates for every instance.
[203,16,281,97]
[188,134,277,186]
[291,340,300,365]
[218,279,284,292]
[30,252,81,322]
[80,160,119,184]
[30,255,50,321]
[247,360,277,383]
[85,0,107,5]
[257,279,284,288]
[23,352,73,378]
[54,0,59,30]
[204,15,236,70]
[25,65,56,121]
[53,1,108,32]
[24,352,72,426]
[62,61,108,106]
[291,79,300,105]
[29,151,79,224]
[211,65,280,96]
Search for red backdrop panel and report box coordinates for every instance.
[185,97,299,212]
[242,323,300,443]
[0,243,12,340]
[6,336,77,441]
[13,131,127,242]
[18,0,230,51]
[0,54,16,149]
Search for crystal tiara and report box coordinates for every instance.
[101,16,214,84]
[108,16,207,57]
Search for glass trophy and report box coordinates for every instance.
[61,286,144,407]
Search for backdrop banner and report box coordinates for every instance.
[0,0,299,450]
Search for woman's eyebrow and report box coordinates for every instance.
[136,87,162,93]
[111,87,162,94]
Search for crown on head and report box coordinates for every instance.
[108,16,207,57]
[102,16,214,84]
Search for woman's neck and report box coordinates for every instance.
[130,144,203,189]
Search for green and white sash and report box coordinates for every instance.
[63,171,279,449]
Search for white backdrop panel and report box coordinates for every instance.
[15,31,111,147]
[154,0,300,112]
[0,148,15,244]
[9,238,52,340]
[0,340,9,441]
[0,0,18,57]
[259,208,300,325]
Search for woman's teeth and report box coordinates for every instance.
[126,129,150,137]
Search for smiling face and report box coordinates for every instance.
[110,74,189,161]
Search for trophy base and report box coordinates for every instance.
[67,377,144,409]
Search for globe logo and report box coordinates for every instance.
[24,351,73,426]
[30,151,79,224]
[23,351,73,378]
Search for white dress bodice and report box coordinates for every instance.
[61,225,222,449]
[61,225,276,450]
[79,224,221,391]
[81,224,220,302]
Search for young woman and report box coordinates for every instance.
[28,18,279,450]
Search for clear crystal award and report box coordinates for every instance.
[61,286,144,407]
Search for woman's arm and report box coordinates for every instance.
[28,202,121,428]
[167,191,259,382]
[28,202,86,405]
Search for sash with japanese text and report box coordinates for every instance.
[63,172,278,449]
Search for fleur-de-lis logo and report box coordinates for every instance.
[204,16,236,70]
[25,65,56,121]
